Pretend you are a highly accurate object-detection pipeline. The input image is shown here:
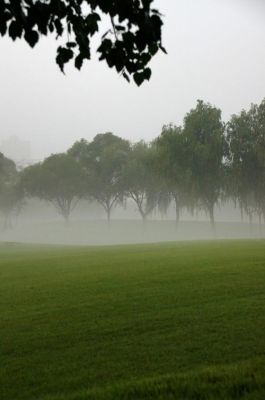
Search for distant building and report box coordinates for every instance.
[0,136,31,167]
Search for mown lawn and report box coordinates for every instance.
[1,240,265,399]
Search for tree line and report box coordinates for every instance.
[1,99,265,230]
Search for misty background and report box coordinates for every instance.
[1,0,265,160]
[1,0,265,245]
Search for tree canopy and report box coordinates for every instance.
[0,152,23,229]
[154,124,192,225]
[22,153,85,221]
[123,141,162,221]
[69,133,130,222]
[0,0,165,85]
[3,99,265,230]
[182,100,226,230]
[227,100,265,222]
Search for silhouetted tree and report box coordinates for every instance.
[0,0,165,84]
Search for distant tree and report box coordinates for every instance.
[227,100,265,224]
[0,153,24,229]
[226,109,256,222]
[22,153,85,222]
[0,152,16,181]
[183,100,227,231]
[69,133,130,223]
[123,141,162,222]
[253,100,265,222]
[0,0,165,85]
[154,124,192,226]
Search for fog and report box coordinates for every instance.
[1,0,265,246]
[1,0,265,160]
[0,200,264,246]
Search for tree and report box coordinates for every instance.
[123,141,162,222]
[0,0,165,85]
[183,100,227,231]
[22,153,85,221]
[253,100,265,223]
[154,124,192,226]
[227,100,265,224]
[69,133,130,223]
[226,109,256,222]
[0,153,24,229]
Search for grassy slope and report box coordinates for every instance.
[1,240,265,399]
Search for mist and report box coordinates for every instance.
[0,197,264,247]
[1,0,265,246]
[1,0,265,160]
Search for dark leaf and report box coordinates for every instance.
[143,67,152,81]
[116,25,125,31]
[141,52,151,65]
[66,42,76,48]
[149,42,158,56]
[56,47,74,72]
[159,44,167,54]
[24,29,39,47]
[75,54,83,70]
[133,71,145,86]
[122,71,130,82]
[54,19,63,36]
[9,20,23,40]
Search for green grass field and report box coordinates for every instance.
[1,240,265,399]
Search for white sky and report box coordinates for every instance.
[0,0,265,160]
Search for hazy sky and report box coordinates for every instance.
[1,0,265,160]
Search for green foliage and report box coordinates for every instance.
[22,153,85,220]
[1,240,265,399]
[0,152,24,228]
[0,0,164,84]
[154,124,193,222]
[0,151,16,183]
[123,141,162,220]
[227,100,265,221]
[7,97,265,226]
[182,100,227,227]
[69,133,130,221]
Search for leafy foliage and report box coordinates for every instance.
[123,141,162,221]
[0,152,24,229]
[154,124,192,224]
[227,100,265,221]
[0,0,165,84]
[69,133,130,221]
[22,153,85,221]
[4,98,265,228]
[182,100,227,228]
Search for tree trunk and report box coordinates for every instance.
[4,214,12,230]
[107,207,111,226]
[173,195,180,228]
[63,213,70,226]
[142,213,147,223]
[138,208,147,231]
[209,204,216,237]
[258,212,262,237]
